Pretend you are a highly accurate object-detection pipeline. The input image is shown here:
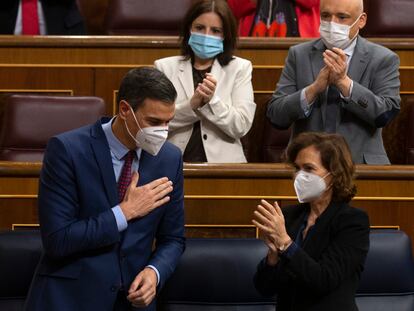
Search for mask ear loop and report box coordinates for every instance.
[322,172,334,192]
[128,105,143,131]
[124,104,142,146]
[348,13,363,42]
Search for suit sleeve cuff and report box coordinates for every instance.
[340,80,353,100]
[111,205,128,232]
[280,241,299,259]
[146,265,160,285]
[300,88,313,117]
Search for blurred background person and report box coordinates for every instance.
[253,132,370,310]
[228,0,319,37]
[155,0,256,163]
[0,0,86,35]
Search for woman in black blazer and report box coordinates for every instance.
[253,132,370,311]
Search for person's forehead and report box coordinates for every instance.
[138,98,174,116]
[320,0,359,14]
[296,146,322,164]
[193,12,222,24]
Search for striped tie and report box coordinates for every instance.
[117,150,135,203]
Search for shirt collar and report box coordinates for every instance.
[343,36,358,59]
[101,117,142,161]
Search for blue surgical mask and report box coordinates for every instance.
[188,32,224,60]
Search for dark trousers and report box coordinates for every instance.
[113,289,131,311]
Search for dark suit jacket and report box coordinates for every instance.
[0,0,86,35]
[267,36,401,164]
[25,118,185,311]
[254,202,370,311]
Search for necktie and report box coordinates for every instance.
[325,85,340,133]
[118,150,135,203]
[22,0,40,35]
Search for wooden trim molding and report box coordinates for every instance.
[0,89,73,95]
[2,162,414,179]
[0,36,413,50]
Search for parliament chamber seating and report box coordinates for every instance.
[0,95,105,162]
[104,0,194,35]
[1,229,413,311]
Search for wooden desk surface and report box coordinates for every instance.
[1,161,413,241]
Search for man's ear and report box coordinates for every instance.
[118,100,130,121]
[358,13,367,30]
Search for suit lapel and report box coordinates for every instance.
[348,36,369,83]
[210,58,226,94]
[285,204,308,240]
[90,119,118,207]
[137,151,153,186]
[303,201,342,257]
[311,40,328,125]
[178,59,195,99]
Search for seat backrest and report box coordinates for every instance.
[158,238,276,311]
[1,230,413,311]
[356,229,414,311]
[0,230,42,311]
[104,0,195,35]
[262,119,291,163]
[0,94,105,162]
[406,97,414,164]
[361,0,414,37]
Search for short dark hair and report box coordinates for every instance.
[286,132,357,202]
[117,67,177,111]
[180,0,238,66]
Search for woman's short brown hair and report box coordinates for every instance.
[180,0,237,66]
[286,132,357,202]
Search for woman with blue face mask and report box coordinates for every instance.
[155,0,256,163]
[253,132,370,310]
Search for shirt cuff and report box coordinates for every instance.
[146,265,160,285]
[340,80,353,100]
[280,241,299,259]
[300,88,313,117]
[111,205,128,232]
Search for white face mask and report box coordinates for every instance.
[124,106,168,156]
[294,170,330,203]
[319,14,362,50]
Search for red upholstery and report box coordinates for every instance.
[104,0,195,35]
[262,119,291,163]
[361,0,414,37]
[0,95,105,162]
[406,97,414,164]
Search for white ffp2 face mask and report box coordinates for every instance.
[124,107,168,156]
[319,14,362,50]
[294,170,330,203]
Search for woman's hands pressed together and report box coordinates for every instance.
[252,199,292,265]
[190,73,217,109]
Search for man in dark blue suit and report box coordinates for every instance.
[25,67,185,310]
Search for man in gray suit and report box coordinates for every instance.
[267,0,400,164]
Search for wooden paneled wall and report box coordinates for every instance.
[0,36,413,163]
[1,162,414,244]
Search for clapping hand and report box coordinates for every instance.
[252,200,291,265]
[190,73,217,109]
[323,47,352,96]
